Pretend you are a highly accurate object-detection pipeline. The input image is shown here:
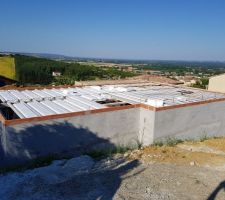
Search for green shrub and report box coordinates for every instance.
[154,137,183,147]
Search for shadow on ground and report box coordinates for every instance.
[0,121,142,199]
[47,159,142,200]
[0,157,142,200]
[207,180,225,200]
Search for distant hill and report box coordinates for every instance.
[0,52,78,61]
[1,51,225,67]
[0,56,16,80]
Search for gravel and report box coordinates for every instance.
[0,155,225,200]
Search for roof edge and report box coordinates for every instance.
[2,104,143,126]
[1,97,225,126]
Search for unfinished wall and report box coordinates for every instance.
[2,99,225,168]
[139,108,155,145]
[153,101,225,141]
[0,108,141,167]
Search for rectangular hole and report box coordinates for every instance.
[0,104,20,120]
[96,99,131,107]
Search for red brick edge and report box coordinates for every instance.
[2,104,142,126]
[154,97,225,111]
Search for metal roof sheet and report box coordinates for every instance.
[27,101,56,116]
[13,102,39,118]
[1,84,225,119]
[53,99,82,112]
[40,100,70,114]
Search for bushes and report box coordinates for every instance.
[154,137,184,147]
[14,54,135,85]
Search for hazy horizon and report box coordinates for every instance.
[2,51,225,63]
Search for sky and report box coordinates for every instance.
[1,0,225,61]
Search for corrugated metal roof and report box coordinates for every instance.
[0,85,225,119]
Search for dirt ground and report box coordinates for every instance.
[1,138,225,200]
[129,137,225,171]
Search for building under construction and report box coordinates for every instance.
[1,84,225,167]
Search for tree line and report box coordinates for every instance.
[14,55,134,85]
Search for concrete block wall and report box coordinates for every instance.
[0,108,141,167]
[153,101,225,141]
[2,99,225,168]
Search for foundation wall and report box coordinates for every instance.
[2,99,225,168]
[153,101,225,141]
[0,108,141,167]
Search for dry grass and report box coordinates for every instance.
[129,137,225,169]
[0,57,16,80]
[199,137,225,152]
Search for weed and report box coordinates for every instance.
[86,143,142,159]
[153,141,164,147]
[212,136,223,139]
[200,134,209,142]
[166,137,183,146]
[154,137,183,147]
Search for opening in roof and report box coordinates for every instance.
[96,99,131,107]
[0,104,20,120]
[178,90,194,95]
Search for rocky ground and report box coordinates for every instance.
[1,137,225,200]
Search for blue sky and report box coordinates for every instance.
[1,0,225,61]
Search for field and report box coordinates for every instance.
[0,57,16,80]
